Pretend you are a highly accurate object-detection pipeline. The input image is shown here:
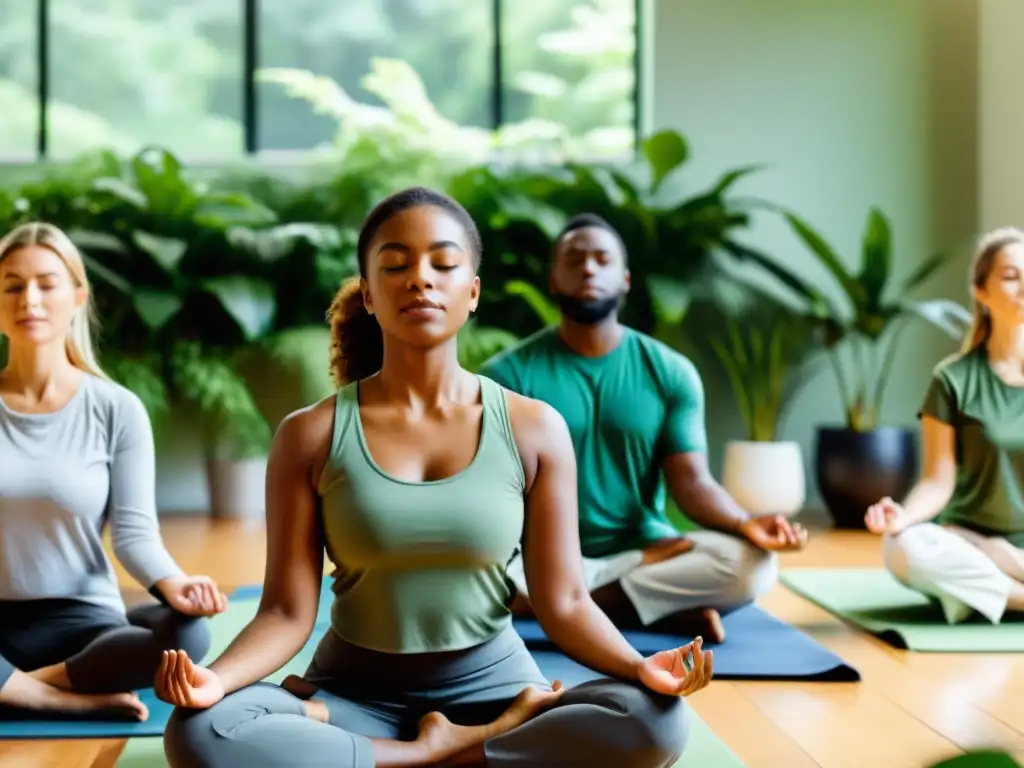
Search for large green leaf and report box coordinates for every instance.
[504,279,561,326]
[133,289,183,331]
[132,231,187,273]
[202,276,277,341]
[858,208,891,310]
[647,275,691,325]
[90,177,148,209]
[81,255,133,294]
[901,250,949,292]
[784,212,866,307]
[130,146,194,219]
[902,297,972,340]
[642,130,689,192]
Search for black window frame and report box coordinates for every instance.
[28,0,643,160]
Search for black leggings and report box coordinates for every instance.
[0,597,211,695]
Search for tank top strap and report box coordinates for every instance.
[477,374,524,486]
[320,382,362,489]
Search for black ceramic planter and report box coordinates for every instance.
[814,426,918,529]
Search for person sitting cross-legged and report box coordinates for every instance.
[480,213,809,643]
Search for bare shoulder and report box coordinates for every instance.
[503,390,573,487]
[272,394,337,478]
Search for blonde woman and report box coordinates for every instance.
[0,222,227,721]
[865,227,1024,624]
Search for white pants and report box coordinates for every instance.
[883,523,1024,624]
[506,530,778,625]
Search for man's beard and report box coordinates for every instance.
[553,293,622,325]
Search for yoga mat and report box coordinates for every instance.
[514,604,860,681]
[781,568,1024,652]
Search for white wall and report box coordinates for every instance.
[648,0,980,509]
[155,0,983,514]
[978,0,1024,232]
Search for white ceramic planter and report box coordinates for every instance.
[722,440,806,517]
[206,457,267,523]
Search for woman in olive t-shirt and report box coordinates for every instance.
[865,227,1024,624]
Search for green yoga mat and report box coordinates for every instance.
[781,568,1024,652]
[114,590,743,767]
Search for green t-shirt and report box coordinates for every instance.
[920,346,1024,547]
[479,325,707,558]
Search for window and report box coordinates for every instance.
[501,0,637,159]
[0,0,38,161]
[48,0,243,159]
[5,0,640,162]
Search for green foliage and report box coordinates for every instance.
[749,207,971,432]
[457,321,522,374]
[448,128,764,338]
[702,289,818,442]
[170,341,272,460]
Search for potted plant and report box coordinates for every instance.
[698,285,818,517]
[170,341,272,521]
[778,207,970,527]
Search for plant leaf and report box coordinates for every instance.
[858,208,891,310]
[784,212,866,307]
[132,231,188,273]
[133,289,183,330]
[647,275,691,325]
[902,297,973,340]
[81,255,133,294]
[901,251,949,292]
[642,130,689,192]
[504,279,561,326]
[202,275,277,340]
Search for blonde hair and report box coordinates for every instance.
[961,226,1024,354]
[0,222,110,380]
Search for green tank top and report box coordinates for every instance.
[317,375,526,654]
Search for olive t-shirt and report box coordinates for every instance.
[920,346,1024,546]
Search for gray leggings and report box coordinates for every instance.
[0,597,211,696]
[165,625,689,767]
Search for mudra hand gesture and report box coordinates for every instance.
[637,636,714,697]
[156,575,229,617]
[155,650,225,710]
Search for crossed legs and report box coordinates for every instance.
[0,598,210,720]
[509,530,778,642]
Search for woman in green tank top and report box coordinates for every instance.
[153,188,711,768]
[865,227,1024,625]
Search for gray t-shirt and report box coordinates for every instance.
[0,373,183,613]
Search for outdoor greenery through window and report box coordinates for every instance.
[0,0,639,163]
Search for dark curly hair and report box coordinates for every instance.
[326,187,482,386]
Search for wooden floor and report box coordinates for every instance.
[3,518,1021,768]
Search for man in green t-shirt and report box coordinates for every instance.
[480,213,809,641]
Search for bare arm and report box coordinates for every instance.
[898,415,957,525]
[510,394,644,682]
[206,402,331,694]
[663,452,750,534]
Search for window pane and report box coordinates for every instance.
[501,0,636,160]
[48,0,243,160]
[0,0,38,161]
[257,0,494,152]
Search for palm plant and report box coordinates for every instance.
[741,207,970,432]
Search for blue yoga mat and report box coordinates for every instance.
[514,604,860,681]
[0,688,173,739]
